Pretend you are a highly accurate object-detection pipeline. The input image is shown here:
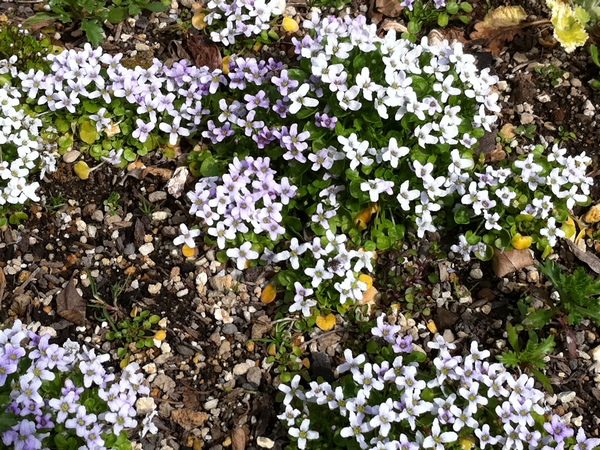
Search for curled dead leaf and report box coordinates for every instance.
[492,247,535,278]
[171,408,209,431]
[470,6,528,56]
[185,34,222,71]
[56,273,86,326]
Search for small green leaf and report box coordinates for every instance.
[507,323,519,351]
[453,207,470,225]
[523,309,555,329]
[80,19,104,47]
[145,1,168,12]
[437,13,449,27]
[107,7,128,23]
[366,341,379,354]
[136,340,146,349]
[79,120,98,145]
[9,212,28,225]
[446,1,459,14]
[200,156,223,177]
[149,314,161,324]
[117,347,127,358]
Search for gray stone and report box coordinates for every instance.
[222,324,238,335]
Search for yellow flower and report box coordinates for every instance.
[282,16,299,33]
[547,0,589,53]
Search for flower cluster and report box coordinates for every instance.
[204,0,285,46]
[0,320,157,449]
[183,155,296,254]
[0,78,57,212]
[278,315,600,450]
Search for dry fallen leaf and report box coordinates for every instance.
[565,240,600,275]
[381,19,408,34]
[375,0,403,17]
[185,34,222,71]
[584,204,600,224]
[167,166,189,198]
[144,166,174,182]
[361,286,379,306]
[56,273,86,326]
[470,5,528,56]
[0,267,6,304]
[492,247,535,278]
[170,408,209,431]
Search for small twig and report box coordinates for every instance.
[12,267,41,296]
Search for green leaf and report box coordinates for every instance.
[23,12,62,26]
[366,341,379,354]
[149,314,161,324]
[376,234,392,250]
[107,7,128,23]
[507,323,519,351]
[523,309,555,329]
[497,352,519,367]
[531,368,554,393]
[453,207,470,225]
[80,120,99,145]
[80,19,105,47]
[9,212,28,225]
[129,3,142,15]
[145,1,168,11]
[437,13,449,27]
[0,413,18,432]
[200,156,223,177]
[446,1,459,14]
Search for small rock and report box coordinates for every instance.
[148,283,162,295]
[151,211,170,221]
[136,396,156,414]
[62,150,81,163]
[222,324,238,335]
[246,366,262,386]
[143,363,157,374]
[256,437,275,449]
[139,243,155,256]
[557,391,576,404]
[233,362,252,376]
[149,191,167,202]
[219,340,231,356]
[520,112,535,125]
[176,345,195,357]
[204,399,219,410]
[153,374,176,395]
[91,210,104,222]
[469,268,483,280]
[210,275,233,291]
[513,52,528,63]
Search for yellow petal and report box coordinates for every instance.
[182,244,197,258]
[260,284,277,304]
[74,161,90,180]
[191,12,208,30]
[154,330,167,341]
[426,320,438,333]
[222,55,231,75]
[358,274,373,290]
[511,233,533,249]
[282,16,299,33]
[316,313,336,331]
[460,437,475,450]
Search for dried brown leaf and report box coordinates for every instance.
[56,273,86,326]
[0,267,5,304]
[470,6,527,56]
[144,167,173,182]
[565,240,600,275]
[167,166,189,198]
[186,34,222,71]
[492,248,535,278]
[381,19,408,34]
[170,408,209,430]
[375,0,403,17]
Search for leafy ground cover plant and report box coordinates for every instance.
[277,314,600,449]
[0,320,158,449]
[1,11,594,365]
[24,0,168,46]
[399,0,473,40]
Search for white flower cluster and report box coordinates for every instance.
[205,0,286,46]
[0,73,57,206]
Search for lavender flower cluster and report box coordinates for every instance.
[0,320,157,449]
[278,315,600,450]
[188,155,296,255]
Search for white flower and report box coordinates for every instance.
[288,419,319,449]
[226,241,259,270]
[397,180,420,211]
[540,217,565,247]
[288,83,319,114]
[173,224,201,248]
